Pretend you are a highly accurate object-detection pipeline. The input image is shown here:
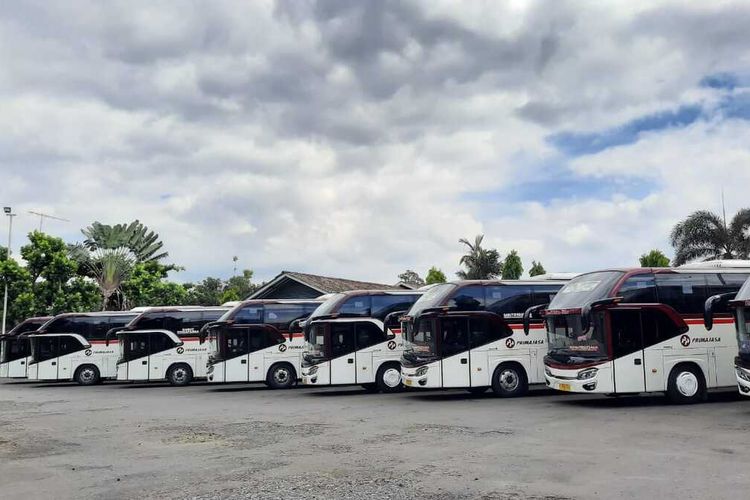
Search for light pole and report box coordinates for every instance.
[2,206,16,335]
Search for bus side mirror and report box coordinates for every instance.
[704,293,736,331]
[581,297,622,334]
[105,327,124,347]
[383,310,408,338]
[523,304,548,336]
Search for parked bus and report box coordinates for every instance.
[705,274,750,396]
[26,312,138,384]
[541,262,750,403]
[114,307,228,386]
[399,277,571,396]
[204,299,323,388]
[300,290,423,392]
[0,316,52,378]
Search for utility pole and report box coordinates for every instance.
[2,207,17,335]
[233,256,238,277]
[27,210,69,232]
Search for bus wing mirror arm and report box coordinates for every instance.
[383,310,408,335]
[581,297,622,334]
[704,292,736,331]
[523,304,548,336]
[199,322,219,344]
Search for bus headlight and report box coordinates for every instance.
[307,365,319,375]
[544,367,552,377]
[415,366,428,377]
[736,367,750,382]
[577,368,598,380]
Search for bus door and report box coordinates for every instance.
[146,331,179,380]
[354,322,386,384]
[329,323,356,384]
[439,317,470,387]
[123,332,150,380]
[55,335,85,380]
[35,336,60,379]
[610,309,647,393]
[221,326,250,383]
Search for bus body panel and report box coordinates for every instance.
[402,360,442,388]
[736,365,750,395]
[207,338,305,384]
[118,339,208,382]
[27,344,117,382]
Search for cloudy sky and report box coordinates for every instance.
[1,0,750,284]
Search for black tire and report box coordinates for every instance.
[467,386,489,395]
[361,383,379,393]
[491,363,528,397]
[667,364,706,404]
[167,364,193,387]
[267,363,297,390]
[74,365,100,386]
[376,363,403,393]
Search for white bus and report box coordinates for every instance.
[542,262,750,403]
[26,312,138,384]
[705,274,750,396]
[400,278,569,396]
[0,316,52,378]
[114,307,228,386]
[205,300,323,388]
[300,290,423,392]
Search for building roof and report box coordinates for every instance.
[248,271,402,299]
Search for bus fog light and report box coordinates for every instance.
[583,382,596,391]
[308,365,319,375]
[415,366,428,377]
[736,367,750,383]
[418,378,427,386]
[577,368,598,380]
[310,377,317,384]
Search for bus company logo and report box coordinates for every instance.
[84,349,92,356]
[680,335,691,347]
[387,340,397,350]
[505,338,516,349]
[516,339,544,346]
[176,347,185,354]
[691,336,721,344]
[279,344,288,352]
[178,328,199,334]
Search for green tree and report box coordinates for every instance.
[670,209,750,265]
[221,270,258,303]
[81,220,169,263]
[529,260,546,277]
[0,257,34,328]
[501,250,523,280]
[425,266,447,285]
[120,262,188,308]
[398,269,425,288]
[185,277,225,306]
[72,247,136,310]
[639,249,671,267]
[456,235,503,280]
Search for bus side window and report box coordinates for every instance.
[149,332,175,354]
[531,285,563,306]
[448,286,485,311]
[355,322,386,349]
[58,336,83,356]
[469,318,490,348]
[485,285,534,318]
[38,337,59,362]
[371,295,420,321]
[655,274,710,314]
[331,323,356,357]
[440,318,469,357]
[619,274,657,303]
[339,297,372,317]
[265,328,287,346]
[611,310,643,358]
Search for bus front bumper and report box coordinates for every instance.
[401,361,441,389]
[301,362,330,386]
[735,365,750,396]
[544,362,613,394]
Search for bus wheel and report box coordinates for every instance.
[467,387,489,395]
[491,363,528,398]
[267,363,296,390]
[667,364,706,404]
[75,365,100,386]
[376,364,403,393]
[167,364,193,387]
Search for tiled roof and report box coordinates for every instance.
[281,271,401,293]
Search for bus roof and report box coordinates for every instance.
[129,306,229,313]
[447,279,574,286]
[231,298,326,307]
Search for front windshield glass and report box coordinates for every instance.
[305,324,327,361]
[308,294,346,321]
[546,312,608,362]
[737,307,750,355]
[403,318,437,359]
[736,279,750,302]
[548,272,624,310]
[406,284,458,318]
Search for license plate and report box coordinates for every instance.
[558,383,571,392]
[404,378,413,386]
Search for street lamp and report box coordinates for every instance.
[2,207,16,335]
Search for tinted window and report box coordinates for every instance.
[440,317,469,357]
[485,285,534,318]
[619,274,658,303]
[330,323,356,357]
[59,336,85,356]
[124,335,149,362]
[447,286,485,311]
[134,314,164,330]
[264,304,314,330]
[221,328,248,358]
[150,332,176,354]
[611,310,643,357]
[469,318,490,348]
[356,322,387,349]
[710,273,750,313]
[371,295,420,320]
[339,296,372,317]
[531,285,562,306]
[35,337,58,362]
[655,274,710,314]
[641,309,683,347]
[266,328,287,346]
[234,306,263,324]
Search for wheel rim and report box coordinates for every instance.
[173,368,188,383]
[676,371,698,397]
[274,367,290,385]
[80,368,96,383]
[499,369,519,392]
[382,368,401,388]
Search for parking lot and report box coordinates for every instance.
[1,381,749,500]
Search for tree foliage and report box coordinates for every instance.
[73,247,136,310]
[639,249,671,267]
[670,209,750,265]
[398,269,425,287]
[501,250,523,280]
[184,270,258,306]
[529,260,546,277]
[425,266,447,285]
[121,262,188,308]
[81,220,168,263]
[456,235,503,280]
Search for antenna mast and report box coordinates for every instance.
[27,211,70,232]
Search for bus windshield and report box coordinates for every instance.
[546,312,608,363]
[737,307,750,356]
[308,294,346,321]
[403,317,438,362]
[548,272,624,310]
[736,279,750,302]
[406,284,457,318]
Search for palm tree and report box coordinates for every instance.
[670,209,750,265]
[81,220,168,263]
[70,246,135,310]
[456,234,503,280]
